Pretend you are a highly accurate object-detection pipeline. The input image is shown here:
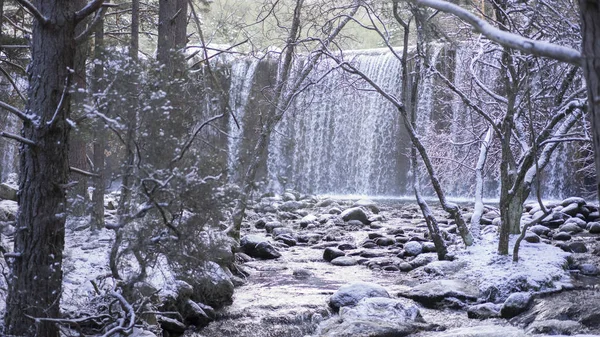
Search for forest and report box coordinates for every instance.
[0,0,599,336]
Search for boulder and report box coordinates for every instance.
[467,302,501,319]
[501,292,533,318]
[279,200,303,211]
[558,223,583,234]
[564,217,588,229]
[526,319,583,335]
[318,297,427,337]
[240,235,281,259]
[524,232,540,243]
[529,225,551,236]
[0,183,17,201]
[352,199,380,214]
[282,192,297,201]
[553,232,572,241]
[579,263,600,276]
[274,234,297,246]
[157,315,186,333]
[567,242,587,253]
[329,282,390,312]
[340,207,370,225]
[561,203,581,217]
[403,241,423,257]
[264,221,284,233]
[323,247,345,262]
[398,279,478,308]
[331,256,359,266]
[561,197,586,207]
[375,237,395,246]
[130,328,158,337]
[190,261,234,309]
[587,222,600,234]
[183,299,214,327]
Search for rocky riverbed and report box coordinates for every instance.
[1,191,600,336]
[193,193,600,337]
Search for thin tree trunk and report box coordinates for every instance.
[4,2,78,335]
[470,127,492,239]
[579,0,600,202]
[91,16,105,231]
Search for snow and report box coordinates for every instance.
[456,231,571,299]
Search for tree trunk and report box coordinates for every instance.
[4,1,78,335]
[579,0,600,202]
[157,0,187,74]
[91,16,105,231]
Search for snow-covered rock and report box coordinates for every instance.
[240,235,281,259]
[340,207,369,224]
[403,241,423,256]
[329,282,390,312]
[501,292,533,318]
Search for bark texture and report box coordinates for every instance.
[157,0,188,72]
[91,16,105,231]
[579,0,600,201]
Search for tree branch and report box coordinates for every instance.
[75,6,107,44]
[15,0,49,25]
[0,100,32,122]
[1,132,36,146]
[75,0,106,23]
[410,0,582,65]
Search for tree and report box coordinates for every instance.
[408,0,600,206]
[1,1,106,336]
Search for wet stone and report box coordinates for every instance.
[331,256,359,266]
[323,247,346,262]
[553,232,572,241]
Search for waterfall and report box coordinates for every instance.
[226,46,584,198]
[227,59,259,182]
[268,50,407,196]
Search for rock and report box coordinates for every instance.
[190,261,235,309]
[328,207,342,214]
[340,207,370,225]
[254,219,266,229]
[587,222,600,234]
[526,319,583,335]
[129,328,158,337]
[299,214,317,227]
[0,200,17,222]
[346,219,365,227]
[467,303,501,319]
[293,268,315,279]
[329,282,390,312]
[157,315,186,333]
[183,299,214,327]
[279,200,303,211]
[399,262,413,272]
[409,253,436,268]
[524,232,540,243]
[317,198,335,207]
[272,227,294,237]
[561,197,586,207]
[282,192,297,201]
[501,292,533,318]
[567,241,588,253]
[338,243,357,250]
[559,222,583,234]
[375,237,395,246]
[403,241,423,256]
[421,242,437,253]
[398,279,478,308]
[423,260,467,276]
[331,256,358,266]
[553,232,572,241]
[434,325,528,337]
[579,263,600,276]
[529,225,551,236]
[323,247,345,262]
[564,217,588,229]
[352,199,380,214]
[274,234,297,246]
[240,235,281,259]
[319,297,427,337]
[264,221,284,233]
[562,203,582,216]
[318,214,336,223]
[0,183,17,201]
[360,249,387,258]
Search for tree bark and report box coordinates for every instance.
[4,2,78,335]
[579,0,600,202]
[157,0,187,74]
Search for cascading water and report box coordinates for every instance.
[226,46,584,198]
[268,50,408,196]
[227,59,259,182]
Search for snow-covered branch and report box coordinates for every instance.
[409,0,581,65]
[0,100,33,122]
[15,0,49,25]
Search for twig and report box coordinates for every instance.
[70,166,100,177]
[47,77,70,127]
[0,66,27,103]
[75,0,107,23]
